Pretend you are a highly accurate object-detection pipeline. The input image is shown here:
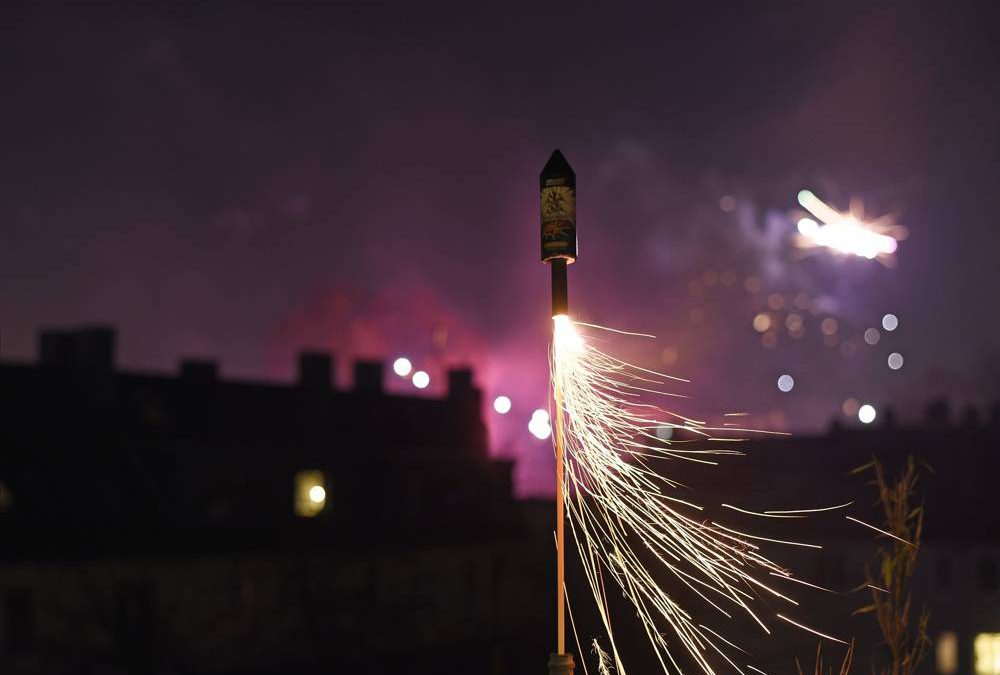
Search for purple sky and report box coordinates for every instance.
[3,2,999,494]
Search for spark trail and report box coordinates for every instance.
[551,316,842,675]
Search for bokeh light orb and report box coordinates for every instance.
[308,485,326,504]
[882,313,899,331]
[858,404,877,424]
[752,313,771,333]
[532,408,549,423]
[863,328,880,345]
[412,370,430,389]
[777,374,795,393]
[493,395,512,414]
[660,347,679,366]
[888,352,904,370]
[842,398,859,416]
[392,357,413,377]
[528,415,551,440]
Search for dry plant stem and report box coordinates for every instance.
[852,457,930,675]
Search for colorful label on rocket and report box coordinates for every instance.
[541,185,577,259]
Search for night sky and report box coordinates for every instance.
[3,1,999,494]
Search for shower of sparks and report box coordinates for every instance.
[551,315,845,675]
[794,190,906,264]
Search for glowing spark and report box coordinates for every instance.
[564,583,590,675]
[845,515,915,547]
[698,624,754,655]
[764,501,854,515]
[867,584,889,594]
[722,503,805,519]
[574,321,658,339]
[768,572,837,594]
[776,614,848,645]
[794,190,903,263]
[713,523,822,549]
[746,666,770,675]
[552,317,839,675]
[593,639,615,675]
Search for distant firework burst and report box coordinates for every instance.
[551,316,850,675]
[793,190,907,265]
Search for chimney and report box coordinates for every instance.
[881,406,897,428]
[447,368,474,396]
[961,405,982,428]
[39,325,116,371]
[447,368,481,408]
[924,398,950,426]
[180,359,218,383]
[40,330,74,367]
[298,352,334,389]
[74,326,115,371]
[353,361,383,393]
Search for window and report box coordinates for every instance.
[937,631,958,675]
[294,470,327,517]
[976,634,1000,675]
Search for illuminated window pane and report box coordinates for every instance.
[937,631,958,675]
[975,633,1000,675]
[294,470,326,517]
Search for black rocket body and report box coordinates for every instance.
[540,149,577,264]
[540,149,576,317]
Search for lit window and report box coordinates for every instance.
[937,631,958,675]
[976,634,1000,675]
[294,470,327,517]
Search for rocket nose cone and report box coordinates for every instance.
[541,149,574,182]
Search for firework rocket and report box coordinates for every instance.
[542,149,577,675]
[541,149,577,316]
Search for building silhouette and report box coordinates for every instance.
[1,325,998,675]
[0,325,543,675]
